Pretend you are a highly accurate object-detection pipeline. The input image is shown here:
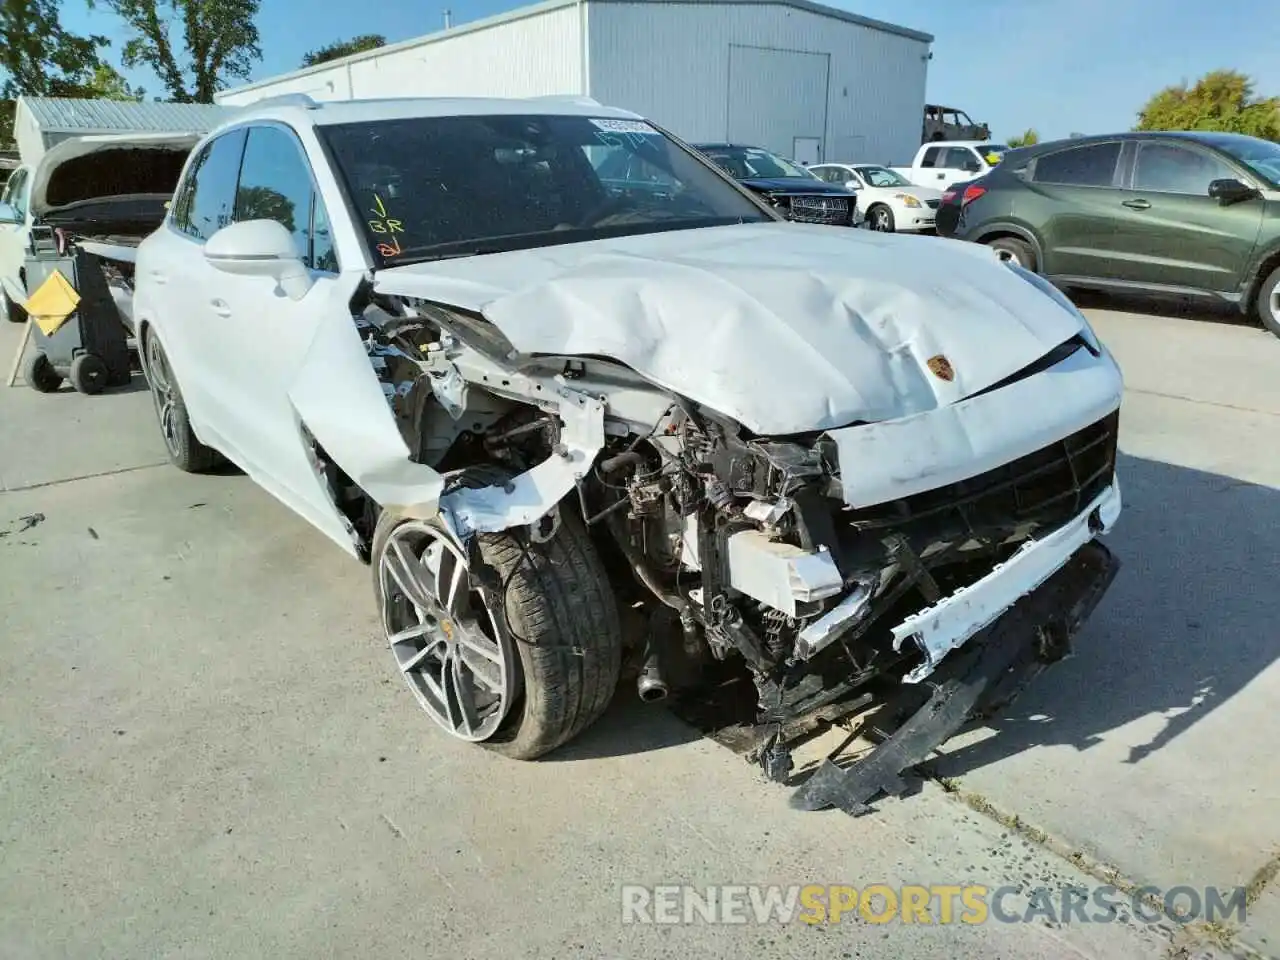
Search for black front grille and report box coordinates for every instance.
[925,199,941,209]
[841,411,1119,549]
[785,194,851,225]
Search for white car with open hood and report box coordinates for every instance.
[0,132,202,324]
[132,95,1124,813]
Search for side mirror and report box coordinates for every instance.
[0,202,22,225]
[1208,178,1258,203]
[204,219,312,300]
[963,161,981,173]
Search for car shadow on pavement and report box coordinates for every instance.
[930,451,1278,776]
[543,693,705,761]
[1069,289,1258,330]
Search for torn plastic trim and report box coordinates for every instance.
[791,539,1120,816]
[434,348,607,540]
[794,578,876,660]
[892,479,1121,684]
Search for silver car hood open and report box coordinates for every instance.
[373,222,1086,435]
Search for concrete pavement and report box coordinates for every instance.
[1,303,1274,959]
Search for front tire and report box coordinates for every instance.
[987,236,1037,271]
[69,353,108,395]
[868,204,895,233]
[1257,266,1280,339]
[24,352,62,393]
[143,329,222,473]
[373,505,623,760]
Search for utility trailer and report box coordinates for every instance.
[22,231,142,394]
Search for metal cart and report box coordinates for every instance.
[22,228,135,395]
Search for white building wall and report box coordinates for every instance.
[585,1,929,166]
[216,3,585,106]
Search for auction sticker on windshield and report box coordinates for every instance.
[590,118,657,134]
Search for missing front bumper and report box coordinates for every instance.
[790,537,1120,816]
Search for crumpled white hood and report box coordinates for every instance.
[374,222,1086,435]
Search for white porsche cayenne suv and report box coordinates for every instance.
[134,95,1123,811]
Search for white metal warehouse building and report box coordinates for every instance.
[215,0,933,166]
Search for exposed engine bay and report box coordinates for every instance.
[320,278,1123,813]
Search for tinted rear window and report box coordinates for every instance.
[1032,142,1121,187]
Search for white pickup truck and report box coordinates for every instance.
[890,140,1010,189]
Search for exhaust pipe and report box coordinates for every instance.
[637,643,669,702]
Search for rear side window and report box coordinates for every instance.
[173,129,247,242]
[943,147,980,170]
[920,147,943,168]
[1133,143,1235,195]
[1032,142,1121,187]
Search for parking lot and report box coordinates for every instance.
[1,300,1277,959]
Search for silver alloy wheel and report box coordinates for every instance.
[378,520,514,742]
[872,207,893,232]
[144,335,183,459]
[1270,286,1280,325]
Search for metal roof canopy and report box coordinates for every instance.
[216,0,934,101]
[16,97,231,135]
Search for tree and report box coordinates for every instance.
[1,0,141,146]
[301,34,386,68]
[1135,70,1280,141]
[92,0,262,103]
[1006,128,1039,148]
[1,0,110,97]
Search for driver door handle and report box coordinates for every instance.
[149,270,167,285]
[1122,199,1151,210]
[211,299,232,318]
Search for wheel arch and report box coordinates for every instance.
[973,223,1045,271]
[1242,243,1280,314]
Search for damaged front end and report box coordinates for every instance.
[348,279,1123,813]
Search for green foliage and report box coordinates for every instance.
[93,0,262,103]
[0,0,146,146]
[302,34,386,68]
[1007,128,1039,148]
[1,0,110,98]
[1136,70,1280,141]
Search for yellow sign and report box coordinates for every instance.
[25,270,80,337]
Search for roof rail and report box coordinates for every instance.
[239,93,321,111]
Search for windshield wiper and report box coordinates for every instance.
[388,246,506,265]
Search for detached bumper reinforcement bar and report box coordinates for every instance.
[790,539,1120,816]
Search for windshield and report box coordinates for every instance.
[1203,134,1280,188]
[319,114,770,265]
[696,145,817,180]
[854,165,911,188]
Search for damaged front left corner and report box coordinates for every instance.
[350,293,607,544]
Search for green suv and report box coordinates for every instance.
[941,132,1280,337]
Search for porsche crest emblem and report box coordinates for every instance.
[926,355,955,382]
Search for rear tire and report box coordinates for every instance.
[1257,266,1280,339]
[987,236,1036,272]
[143,329,222,473]
[372,504,623,760]
[2,289,26,324]
[24,352,62,393]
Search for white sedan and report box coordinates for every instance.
[809,163,944,233]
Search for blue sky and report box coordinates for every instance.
[63,0,1279,143]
